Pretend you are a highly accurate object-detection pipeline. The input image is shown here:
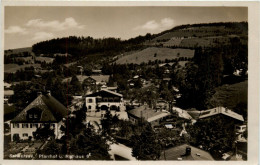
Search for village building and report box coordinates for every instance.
[4,90,14,104]
[63,75,109,86]
[127,106,171,127]
[92,69,102,75]
[4,82,12,89]
[10,91,67,141]
[173,106,244,124]
[159,144,214,160]
[101,85,118,92]
[85,89,127,119]
[197,107,244,122]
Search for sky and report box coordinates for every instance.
[4,7,248,50]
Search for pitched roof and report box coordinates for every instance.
[173,106,244,122]
[86,89,122,97]
[4,82,12,88]
[160,144,214,160]
[91,75,109,83]
[128,106,170,122]
[11,94,68,123]
[198,107,244,122]
[147,112,170,122]
[172,107,193,120]
[4,90,14,96]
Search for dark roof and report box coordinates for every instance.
[11,94,68,123]
[160,144,214,160]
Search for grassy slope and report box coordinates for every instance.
[4,47,32,56]
[210,80,248,109]
[4,64,41,73]
[116,47,194,64]
[152,26,242,41]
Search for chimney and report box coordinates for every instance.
[47,90,51,96]
[37,92,42,96]
[186,146,191,155]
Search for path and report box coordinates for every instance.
[108,142,136,160]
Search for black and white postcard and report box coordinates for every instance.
[1,1,259,165]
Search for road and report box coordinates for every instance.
[108,142,136,160]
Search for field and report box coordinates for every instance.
[4,64,41,73]
[116,47,194,64]
[209,80,248,109]
[4,47,32,56]
[15,57,34,63]
[35,57,54,63]
[152,26,242,42]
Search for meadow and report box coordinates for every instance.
[116,47,194,64]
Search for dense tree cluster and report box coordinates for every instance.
[174,38,247,109]
[31,34,154,60]
[187,115,239,160]
[37,104,111,160]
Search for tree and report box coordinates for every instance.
[131,124,161,160]
[37,139,61,156]
[71,127,111,160]
[101,111,113,136]
[58,105,111,160]
[33,124,55,141]
[187,115,237,158]
[70,75,82,95]
[60,104,87,141]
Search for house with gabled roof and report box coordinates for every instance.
[85,89,127,120]
[198,107,244,122]
[173,106,244,123]
[10,91,68,141]
[127,106,171,127]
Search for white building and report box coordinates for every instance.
[10,91,67,141]
[85,89,127,119]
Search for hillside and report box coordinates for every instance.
[115,47,194,64]
[4,47,32,56]
[4,64,41,73]
[209,80,248,109]
[145,22,247,48]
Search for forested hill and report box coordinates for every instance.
[31,35,153,58]
[31,22,247,59]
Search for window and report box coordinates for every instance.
[88,106,92,109]
[34,124,38,128]
[13,134,20,141]
[13,123,19,128]
[23,133,28,137]
[27,108,42,120]
[88,99,93,103]
[22,124,29,128]
[30,124,33,128]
